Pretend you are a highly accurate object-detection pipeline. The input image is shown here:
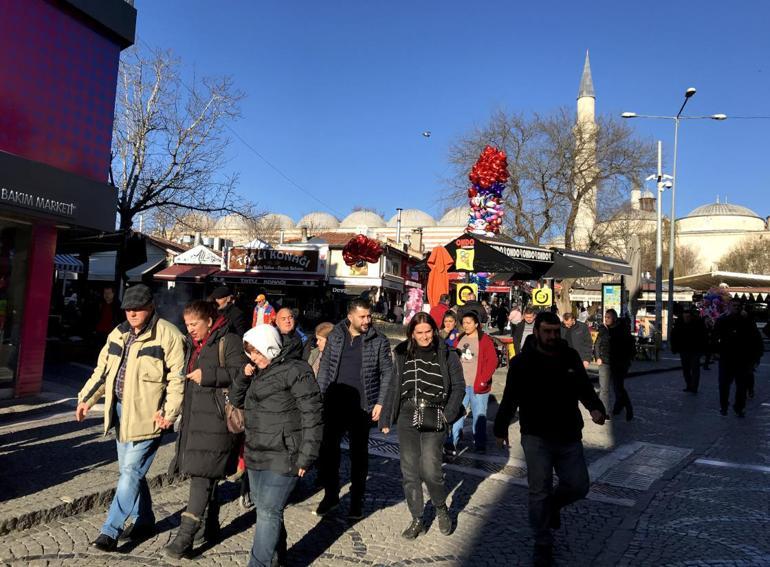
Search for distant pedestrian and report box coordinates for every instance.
[429,293,451,328]
[308,322,334,377]
[511,307,537,356]
[494,311,607,567]
[439,311,459,347]
[670,308,707,394]
[577,306,589,323]
[275,307,311,361]
[75,284,185,552]
[93,286,122,344]
[457,291,488,325]
[164,300,245,559]
[210,286,248,336]
[230,324,323,567]
[379,312,465,539]
[561,313,592,369]
[714,299,764,417]
[494,299,510,334]
[315,298,393,519]
[449,312,497,454]
[595,309,635,421]
[252,293,276,327]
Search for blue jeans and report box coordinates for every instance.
[450,386,490,450]
[101,402,161,539]
[247,469,298,567]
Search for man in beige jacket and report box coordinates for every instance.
[75,284,185,552]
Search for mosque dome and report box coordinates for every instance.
[213,214,249,231]
[677,200,766,234]
[340,210,386,229]
[685,202,762,220]
[439,206,470,227]
[297,212,340,229]
[258,213,295,229]
[175,212,214,232]
[387,209,436,228]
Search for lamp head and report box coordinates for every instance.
[711,114,727,120]
[685,87,697,98]
[621,112,637,118]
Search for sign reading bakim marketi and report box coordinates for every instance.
[228,247,320,273]
[1,187,76,216]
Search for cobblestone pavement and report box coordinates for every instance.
[0,352,768,566]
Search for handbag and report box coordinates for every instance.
[410,359,446,432]
[219,338,245,434]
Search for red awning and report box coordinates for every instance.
[154,264,220,282]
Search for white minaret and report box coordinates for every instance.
[573,50,598,249]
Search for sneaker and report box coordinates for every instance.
[401,518,424,540]
[91,533,117,552]
[313,495,339,516]
[436,505,452,535]
[118,522,155,542]
[347,500,364,521]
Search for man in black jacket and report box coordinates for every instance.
[210,286,248,337]
[511,307,537,355]
[275,308,312,361]
[595,310,635,420]
[495,311,607,567]
[561,313,593,369]
[670,308,707,393]
[315,298,393,520]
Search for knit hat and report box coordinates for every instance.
[243,325,282,361]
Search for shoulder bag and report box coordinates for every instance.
[219,338,245,434]
[410,358,446,432]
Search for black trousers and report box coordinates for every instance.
[187,476,217,519]
[598,365,632,414]
[718,360,751,412]
[680,351,702,392]
[319,383,371,503]
[396,401,447,519]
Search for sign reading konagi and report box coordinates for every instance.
[228,247,320,273]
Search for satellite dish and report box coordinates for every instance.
[422,131,431,138]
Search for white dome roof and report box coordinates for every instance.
[685,202,761,219]
[387,209,436,228]
[176,212,214,231]
[439,206,470,227]
[214,214,249,231]
[340,210,386,228]
[258,213,295,229]
[297,212,340,229]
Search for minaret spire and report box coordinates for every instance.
[577,50,595,99]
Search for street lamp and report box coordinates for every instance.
[622,88,726,342]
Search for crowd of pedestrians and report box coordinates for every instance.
[74,282,765,566]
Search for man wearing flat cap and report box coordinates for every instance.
[210,286,248,336]
[75,284,186,552]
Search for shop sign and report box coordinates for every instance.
[331,286,347,295]
[490,243,553,263]
[602,283,623,316]
[228,247,320,273]
[532,287,553,307]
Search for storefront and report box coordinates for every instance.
[0,0,136,397]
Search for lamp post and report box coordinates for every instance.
[622,89,726,342]
[646,142,672,350]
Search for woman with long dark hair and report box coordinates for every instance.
[380,312,465,539]
[165,300,245,559]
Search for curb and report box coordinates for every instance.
[0,471,181,536]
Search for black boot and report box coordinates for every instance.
[194,488,220,546]
[401,518,424,540]
[164,513,200,559]
[435,505,452,535]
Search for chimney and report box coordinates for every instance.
[301,227,309,243]
[410,228,423,253]
[213,237,221,251]
[395,208,403,243]
[279,229,285,245]
[194,231,202,246]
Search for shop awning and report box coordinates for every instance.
[154,264,220,282]
[54,254,83,273]
[542,251,602,279]
[673,271,770,292]
[413,234,532,276]
[211,272,325,287]
[554,249,632,276]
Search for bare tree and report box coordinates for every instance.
[446,109,655,250]
[109,47,260,282]
[718,237,770,274]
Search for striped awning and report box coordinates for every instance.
[54,254,84,273]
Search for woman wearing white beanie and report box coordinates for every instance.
[230,324,323,567]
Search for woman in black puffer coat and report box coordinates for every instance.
[165,300,246,559]
[230,324,323,567]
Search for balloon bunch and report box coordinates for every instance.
[469,272,489,291]
[699,286,731,320]
[343,234,383,268]
[466,145,509,236]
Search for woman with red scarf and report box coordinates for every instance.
[165,300,246,559]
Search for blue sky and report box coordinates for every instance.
[135,0,770,224]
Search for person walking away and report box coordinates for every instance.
[380,312,465,539]
[308,322,334,377]
[714,299,764,417]
[595,309,635,421]
[457,291,488,325]
[164,300,245,558]
[75,284,185,552]
[210,286,248,337]
[561,313,593,369]
[578,306,589,323]
[315,298,393,519]
[494,311,607,567]
[275,307,312,361]
[511,307,537,356]
[252,293,276,327]
[439,311,459,347]
[429,294,451,328]
[448,312,497,454]
[230,325,323,567]
[670,308,707,393]
[703,316,716,369]
[495,299,510,334]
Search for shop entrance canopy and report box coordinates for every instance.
[414,234,532,276]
